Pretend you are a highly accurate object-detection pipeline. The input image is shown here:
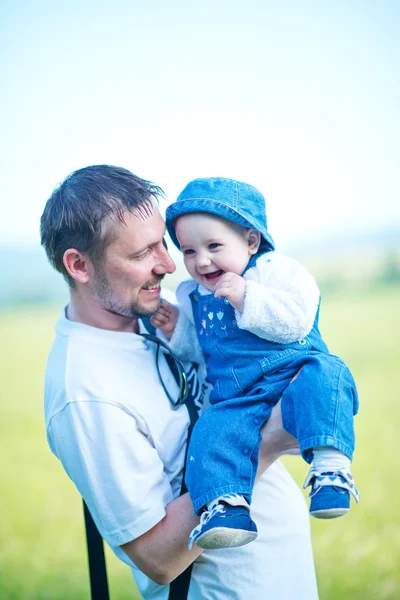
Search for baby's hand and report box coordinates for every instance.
[150,300,179,339]
[214,272,246,312]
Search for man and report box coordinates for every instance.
[41,165,319,599]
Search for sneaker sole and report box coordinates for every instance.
[311,507,349,519]
[195,528,258,549]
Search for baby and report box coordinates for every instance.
[153,177,359,551]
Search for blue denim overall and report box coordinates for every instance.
[185,256,359,514]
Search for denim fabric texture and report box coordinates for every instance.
[184,256,359,514]
[165,177,275,252]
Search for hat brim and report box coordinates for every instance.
[166,198,275,251]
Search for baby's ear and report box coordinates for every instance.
[246,229,261,255]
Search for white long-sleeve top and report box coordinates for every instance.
[167,252,320,362]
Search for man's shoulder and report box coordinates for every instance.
[44,320,152,422]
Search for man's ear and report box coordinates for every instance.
[63,249,91,283]
[246,229,261,255]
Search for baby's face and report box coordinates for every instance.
[175,213,259,291]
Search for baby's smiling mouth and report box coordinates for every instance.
[203,270,224,282]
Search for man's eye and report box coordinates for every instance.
[183,249,195,255]
[136,248,151,260]
[209,243,220,250]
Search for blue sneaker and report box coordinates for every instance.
[188,495,258,550]
[303,467,360,519]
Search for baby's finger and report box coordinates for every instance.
[160,299,174,311]
[215,278,233,293]
[214,287,229,299]
[150,313,168,326]
[219,271,236,283]
[155,306,170,319]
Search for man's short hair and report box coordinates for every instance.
[40,165,164,286]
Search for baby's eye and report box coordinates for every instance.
[209,243,221,250]
[183,249,195,255]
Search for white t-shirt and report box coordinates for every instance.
[44,309,319,600]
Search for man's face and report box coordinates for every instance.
[89,206,176,318]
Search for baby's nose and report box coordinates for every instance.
[197,253,211,268]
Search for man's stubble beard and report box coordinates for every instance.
[91,267,164,319]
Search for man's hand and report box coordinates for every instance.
[214,272,246,312]
[150,300,179,339]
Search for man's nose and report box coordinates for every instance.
[153,244,176,275]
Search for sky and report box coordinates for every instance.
[1,0,399,250]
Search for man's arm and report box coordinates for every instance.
[257,399,299,476]
[121,492,201,584]
[48,400,199,586]
[121,401,299,584]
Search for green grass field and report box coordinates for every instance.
[1,286,399,599]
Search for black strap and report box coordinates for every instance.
[165,351,199,599]
[83,319,199,600]
[83,500,110,599]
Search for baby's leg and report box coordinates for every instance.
[306,446,358,517]
[281,354,359,518]
[186,391,274,549]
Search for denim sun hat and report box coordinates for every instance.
[166,177,275,252]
